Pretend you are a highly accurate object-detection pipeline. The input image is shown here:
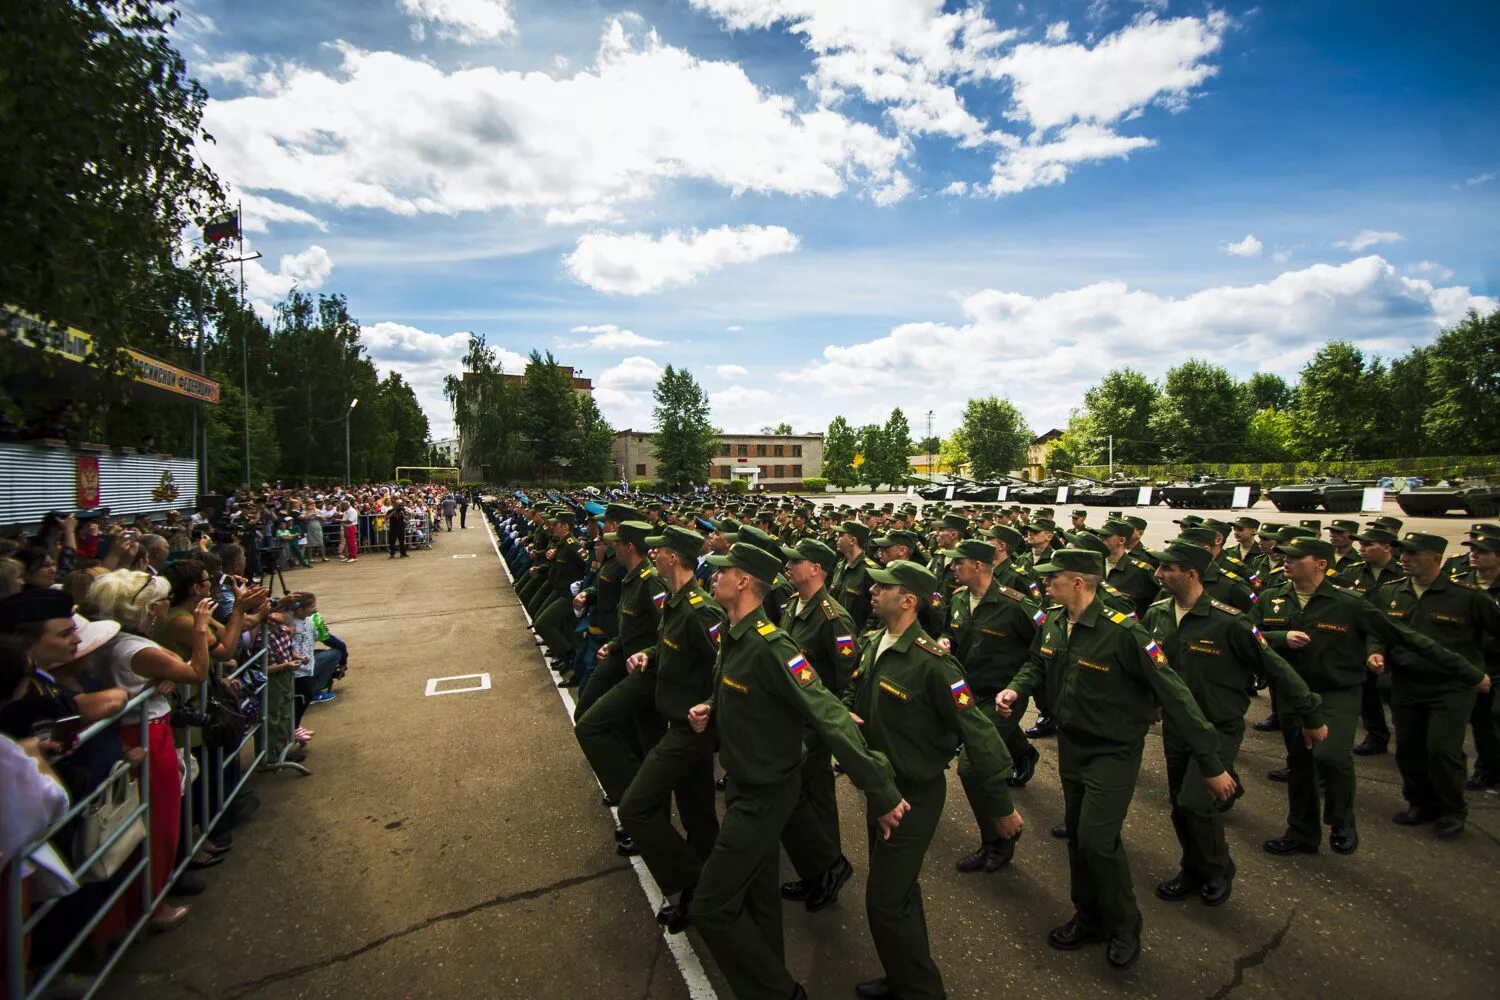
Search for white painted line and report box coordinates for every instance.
[425,673,492,697]
[481,513,719,1000]
[452,553,478,559]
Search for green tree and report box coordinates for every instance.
[1150,359,1249,462]
[1245,407,1294,461]
[1422,309,1500,452]
[760,421,793,434]
[1379,348,1432,456]
[1291,341,1380,459]
[857,423,887,489]
[916,435,941,456]
[1045,440,1077,472]
[444,335,525,482]
[204,382,280,490]
[823,416,858,488]
[957,396,1031,479]
[518,350,581,479]
[1243,372,1294,412]
[1077,369,1160,464]
[868,408,912,488]
[936,434,969,475]
[377,372,432,470]
[572,394,616,481]
[652,365,718,490]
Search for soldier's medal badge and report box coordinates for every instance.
[949,677,973,708]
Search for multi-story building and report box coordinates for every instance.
[430,437,461,467]
[613,430,823,490]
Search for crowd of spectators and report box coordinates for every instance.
[0,486,479,995]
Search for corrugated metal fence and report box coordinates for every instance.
[0,443,198,524]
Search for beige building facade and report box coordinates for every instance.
[613,430,824,489]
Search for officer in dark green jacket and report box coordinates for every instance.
[1253,536,1478,857]
[574,521,668,851]
[1143,540,1327,907]
[532,510,589,664]
[943,539,1043,874]
[687,543,907,1000]
[999,549,1236,972]
[776,538,861,912]
[617,525,727,931]
[1370,532,1499,838]
[1343,526,1405,757]
[843,558,1022,1000]
[987,523,1042,600]
[926,513,967,600]
[832,520,880,630]
[1453,534,1500,788]
[1100,518,1160,616]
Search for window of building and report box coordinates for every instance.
[756,444,767,457]
[774,465,785,478]
[791,444,802,457]
[635,464,646,476]
[720,443,731,456]
[737,444,748,457]
[773,444,784,457]
[792,464,802,477]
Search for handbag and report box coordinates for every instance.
[73,761,147,884]
[200,674,248,750]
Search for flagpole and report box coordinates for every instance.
[239,198,250,488]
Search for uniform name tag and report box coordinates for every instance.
[722,676,749,695]
[1315,622,1348,634]
[878,679,911,701]
[621,608,638,617]
[1187,643,1221,656]
[1261,617,1287,626]
[663,637,680,650]
[1040,645,1056,657]
[979,627,1007,638]
[1075,657,1110,673]
[1432,613,1465,625]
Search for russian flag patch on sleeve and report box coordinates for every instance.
[949,677,973,708]
[651,590,667,610]
[787,653,817,686]
[835,634,855,656]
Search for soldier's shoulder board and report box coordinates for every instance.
[818,596,841,620]
[951,584,969,597]
[997,585,1027,603]
[754,619,778,638]
[1222,568,1244,582]
[1106,610,1132,626]
[913,635,946,658]
[864,556,880,569]
[1209,598,1242,615]
[1450,577,1482,592]
[1132,558,1152,572]
[639,566,652,579]
[688,593,704,605]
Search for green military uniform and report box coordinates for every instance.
[533,522,589,658]
[573,547,625,714]
[1370,533,1500,824]
[1105,552,1159,617]
[1453,558,1500,783]
[1143,580,1322,886]
[695,544,902,1000]
[832,548,880,631]
[947,573,1042,791]
[1253,538,1477,850]
[1339,541,1405,752]
[778,580,859,883]
[575,537,668,802]
[619,557,726,900]
[845,606,1015,1000]
[1007,551,1225,943]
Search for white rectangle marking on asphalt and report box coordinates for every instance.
[425,673,491,697]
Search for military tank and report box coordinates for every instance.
[955,477,1026,503]
[1076,477,1154,507]
[1394,479,1500,517]
[1266,476,1372,514]
[1160,475,1262,509]
[916,478,964,501]
[1010,476,1075,505]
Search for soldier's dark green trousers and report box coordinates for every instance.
[1392,684,1477,818]
[1164,717,1242,882]
[1059,732,1144,938]
[866,774,947,1000]
[619,723,718,896]
[1472,679,1500,775]
[533,593,576,658]
[518,573,547,614]
[960,688,1030,835]
[1281,686,1359,845]
[574,672,661,803]
[695,779,802,1000]
[576,655,626,718]
[780,741,841,880]
[1359,670,1392,747]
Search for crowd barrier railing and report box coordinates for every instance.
[2,623,307,1000]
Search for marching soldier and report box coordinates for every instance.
[776,538,861,912]
[943,538,1042,872]
[1345,526,1405,757]
[832,519,880,631]
[1099,518,1159,617]
[845,558,1022,1000]
[1453,534,1500,789]
[997,548,1236,971]
[1370,532,1500,838]
[687,543,908,1000]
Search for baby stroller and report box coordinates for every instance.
[406,512,433,550]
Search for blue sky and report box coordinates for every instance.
[174,0,1499,442]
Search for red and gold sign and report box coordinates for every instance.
[77,456,100,508]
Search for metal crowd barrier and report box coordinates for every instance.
[3,623,308,999]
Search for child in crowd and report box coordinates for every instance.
[303,593,348,678]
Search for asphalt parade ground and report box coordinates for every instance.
[101,497,1498,999]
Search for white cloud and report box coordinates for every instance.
[870,170,914,206]
[1271,247,1292,263]
[784,255,1496,432]
[543,204,623,227]
[725,325,744,332]
[358,321,525,439]
[197,52,258,86]
[940,180,969,196]
[202,20,904,222]
[1408,260,1454,281]
[242,244,333,314]
[1044,21,1070,43]
[714,363,749,378]
[1462,171,1495,187]
[399,0,517,44]
[1223,233,1262,257]
[986,123,1152,195]
[238,192,328,233]
[1334,229,1403,252]
[593,355,664,429]
[564,224,801,295]
[567,324,665,349]
[711,385,775,425]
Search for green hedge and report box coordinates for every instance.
[801,477,829,492]
[727,479,750,494]
[1071,454,1500,488]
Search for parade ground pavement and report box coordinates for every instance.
[104,497,1499,999]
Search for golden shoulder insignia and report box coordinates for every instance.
[819,598,839,621]
[755,620,777,637]
[1209,598,1241,615]
[1107,611,1130,625]
[914,636,945,657]
[1133,559,1151,571]
[997,586,1026,603]
[639,567,651,579]
[688,594,704,605]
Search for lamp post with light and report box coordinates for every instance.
[345,397,358,487]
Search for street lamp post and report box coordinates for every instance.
[345,397,359,486]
